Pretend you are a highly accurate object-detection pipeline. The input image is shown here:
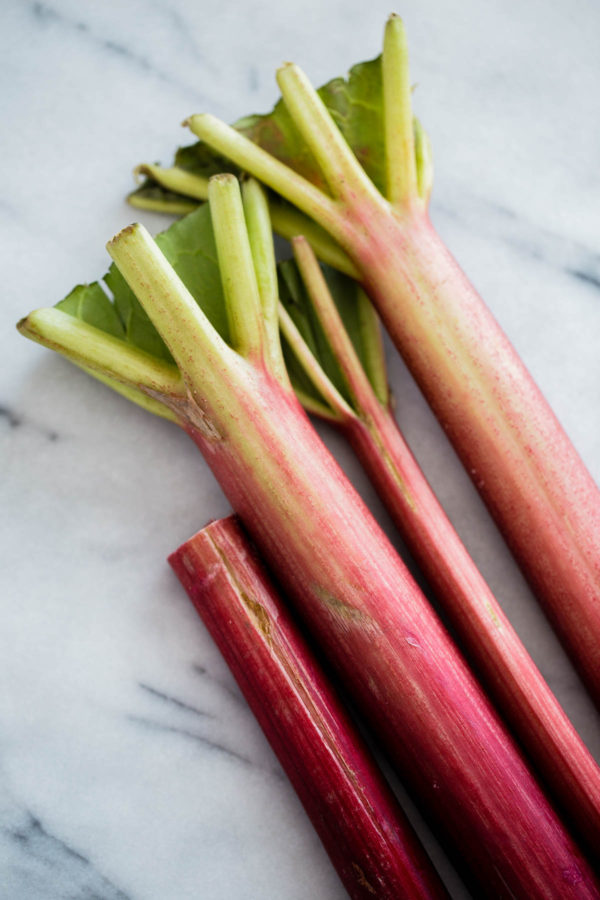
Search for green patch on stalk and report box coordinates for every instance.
[315,586,375,627]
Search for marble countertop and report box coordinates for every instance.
[3,0,599,897]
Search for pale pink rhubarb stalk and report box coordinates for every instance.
[280,236,600,853]
[185,15,600,707]
[170,515,449,900]
[18,177,600,897]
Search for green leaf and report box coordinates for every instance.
[57,283,125,338]
[130,56,385,206]
[175,142,241,179]
[309,58,384,192]
[104,264,172,361]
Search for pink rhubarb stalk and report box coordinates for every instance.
[185,15,600,707]
[170,515,449,900]
[18,177,600,897]
[282,236,600,852]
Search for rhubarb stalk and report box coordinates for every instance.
[170,515,449,900]
[18,178,599,897]
[183,15,600,706]
[278,236,600,852]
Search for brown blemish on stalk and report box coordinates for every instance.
[316,587,373,626]
[182,397,223,442]
[133,164,155,184]
[351,863,377,894]
[241,591,272,645]
[161,392,223,442]
[106,223,137,249]
[211,540,272,644]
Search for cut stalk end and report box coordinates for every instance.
[242,179,290,385]
[106,220,235,399]
[276,63,384,211]
[17,307,185,403]
[208,174,265,363]
[134,163,210,202]
[414,118,434,204]
[382,14,418,206]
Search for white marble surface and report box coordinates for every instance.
[2,0,600,897]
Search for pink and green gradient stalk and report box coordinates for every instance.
[185,15,600,708]
[281,236,600,853]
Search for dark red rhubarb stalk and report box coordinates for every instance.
[169,516,449,900]
[279,235,600,853]
[185,15,600,707]
[18,177,600,898]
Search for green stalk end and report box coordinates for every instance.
[134,164,210,202]
[106,222,235,400]
[17,307,185,403]
[208,174,265,363]
[242,179,289,385]
[276,63,384,211]
[127,192,198,216]
[291,237,384,416]
[383,15,418,206]
[414,118,434,204]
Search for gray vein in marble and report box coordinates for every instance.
[126,713,258,769]
[10,814,87,867]
[0,404,22,429]
[0,403,59,441]
[3,808,132,900]
[31,1,209,103]
[145,0,218,75]
[569,268,600,291]
[138,681,215,719]
[248,64,260,93]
